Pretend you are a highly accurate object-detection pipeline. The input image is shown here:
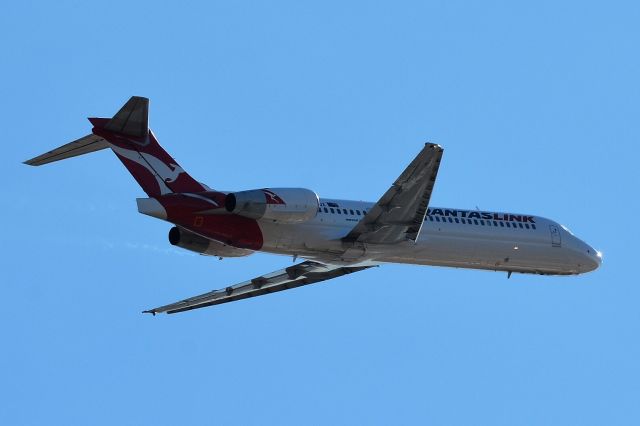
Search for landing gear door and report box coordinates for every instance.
[549,224,562,247]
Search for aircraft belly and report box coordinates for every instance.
[257,220,349,257]
[375,230,576,274]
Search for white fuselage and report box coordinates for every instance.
[257,198,601,275]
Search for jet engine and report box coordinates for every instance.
[225,188,319,224]
[169,227,254,258]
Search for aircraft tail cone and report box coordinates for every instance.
[137,197,167,220]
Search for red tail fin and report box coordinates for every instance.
[91,96,206,197]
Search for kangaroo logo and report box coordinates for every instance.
[110,145,186,194]
[262,189,285,205]
[163,163,185,183]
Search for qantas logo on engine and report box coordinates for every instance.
[262,189,286,205]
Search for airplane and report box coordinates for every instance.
[24,96,602,315]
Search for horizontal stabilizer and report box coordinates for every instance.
[24,134,108,166]
[103,96,149,138]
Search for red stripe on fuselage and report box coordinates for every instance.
[155,192,264,250]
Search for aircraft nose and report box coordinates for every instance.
[580,242,602,273]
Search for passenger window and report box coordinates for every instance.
[448,217,453,223]
[480,220,485,225]
[435,216,440,222]
[499,222,504,227]
[356,210,361,215]
[474,220,479,225]
[525,224,530,229]
[532,224,537,229]
[330,208,334,214]
[350,209,354,215]
[323,207,328,213]
[518,223,523,229]
[455,218,459,223]
[336,209,341,214]
[461,219,466,224]
[428,216,433,221]
[343,209,348,214]
[493,221,498,226]
[506,222,510,228]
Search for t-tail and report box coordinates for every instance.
[24,96,206,197]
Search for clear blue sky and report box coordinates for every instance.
[2,1,638,425]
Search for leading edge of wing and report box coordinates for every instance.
[143,261,375,315]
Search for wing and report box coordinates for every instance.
[24,134,108,166]
[344,143,443,244]
[144,261,374,315]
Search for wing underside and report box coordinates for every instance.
[145,261,374,314]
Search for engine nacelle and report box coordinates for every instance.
[169,227,254,258]
[225,188,319,224]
